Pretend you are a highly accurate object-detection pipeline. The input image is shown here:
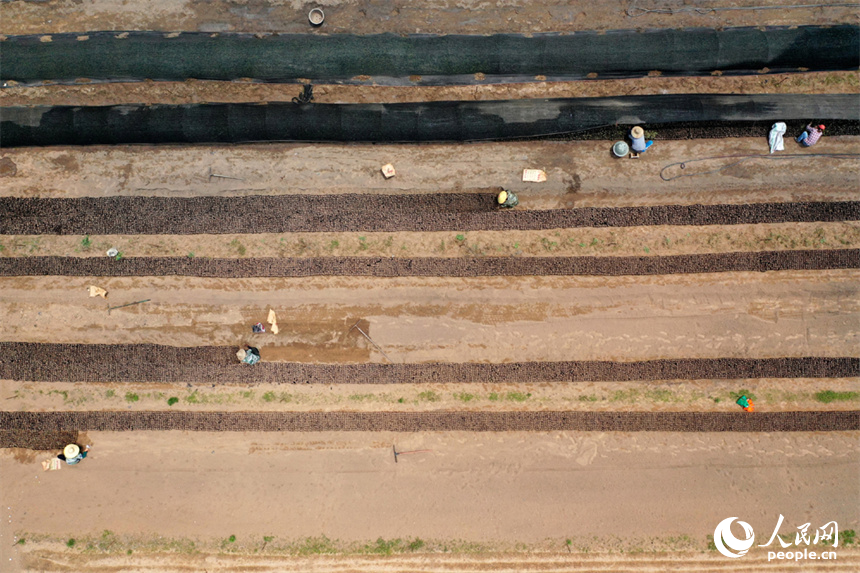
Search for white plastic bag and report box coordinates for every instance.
[768,122,787,154]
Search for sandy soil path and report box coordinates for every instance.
[2,222,860,259]
[4,72,858,106]
[1,431,857,566]
[1,271,856,362]
[2,0,857,35]
[3,139,859,208]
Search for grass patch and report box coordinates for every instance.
[488,392,499,401]
[729,389,757,401]
[67,538,76,548]
[362,537,404,555]
[105,389,116,399]
[295,535,337,555]
[81,235,92,249]
[348,393,374,401]
[418,391,439,402]
[578,394,598,402]
[124,392,139,403]
[454,392,475,402]
[840,530,856,546]
[229,239,247,256]
[645,389,675,402]
[167,397,179,406]
[505,392,531,402]
[16,538,25,545]
[262,391,276,402]
[814,390,859,403]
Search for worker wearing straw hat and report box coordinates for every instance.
[497,190,519,209]
[628,126,654,153]
[58,444,90,465]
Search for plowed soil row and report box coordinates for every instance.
[2,343,856,383]
[1,250,856,277]
[2,197,857,235]
[0,430,78,450]
[1,411,856,434]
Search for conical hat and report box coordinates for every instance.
[64,444,80,458]
[631,126,644,138]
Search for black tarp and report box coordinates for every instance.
[1,25,857,85]
[2,94,858,147]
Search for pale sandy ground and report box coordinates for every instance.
[1,431,858,571]
[3,139,860,208]
[2,0,858,35]
[4,377,859,414]
[3,72,858,105]
[3,221,860,259]
[1,271,857,362]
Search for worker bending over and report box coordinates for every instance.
[497,190,519,209]
[796,124,825,147]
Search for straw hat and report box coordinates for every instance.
[631,126,644,139]
[64,444,80,458]
[497,191,508,204]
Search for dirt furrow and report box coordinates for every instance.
[3,197,857,235]
[0,250,856,277]
[1,343,856,384]
[1,411,856,436]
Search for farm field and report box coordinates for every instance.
[1,1,858,571]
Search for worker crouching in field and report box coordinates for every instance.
[497,190,519,209]
[796,124,825,147]
[629,126,654,153]
[237,345,261,365]
[58,444,90,465]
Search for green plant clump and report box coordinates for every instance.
[125,392,139,403]
[815,390,859,403]
[167,397,179,406]
[417,391,439,402]
[66,538,76,548]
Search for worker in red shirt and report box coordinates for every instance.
[796,124,825,147]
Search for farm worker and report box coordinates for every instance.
[237,345,261,365]
[629,126,654,153]
[58,444,90,465]
[497,190,519,209]
[796,124,825,147]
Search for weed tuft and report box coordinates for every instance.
[167,397,179,406]
[67,538,76,548]
[815,390,859,403]
[125,392,139,403]
[418,391,439,402]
